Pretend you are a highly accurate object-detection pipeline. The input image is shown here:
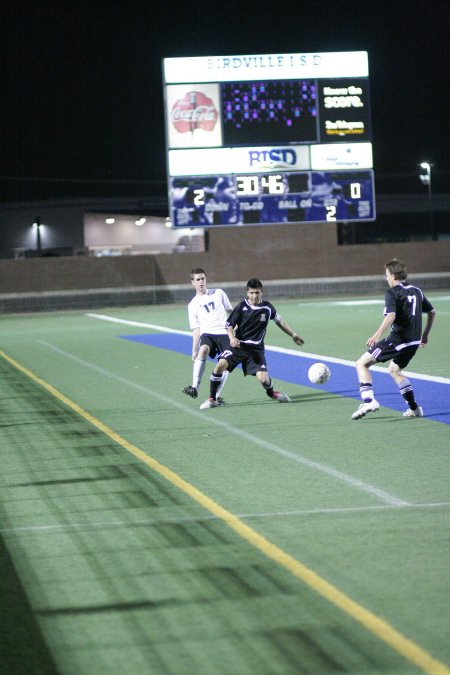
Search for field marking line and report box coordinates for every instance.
[2,502,450,536]
[301,295,450,307]
[86,312,450,384]
[1,348,448,675]
[86,312,189,335]
[39,341,410,507]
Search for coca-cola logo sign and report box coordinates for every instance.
[171,91,218,134]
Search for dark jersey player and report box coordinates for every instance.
[352,258,435,420]
[199,278,304,409]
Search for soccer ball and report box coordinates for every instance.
[308,362,331,385]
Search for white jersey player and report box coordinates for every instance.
[182,268,232,403]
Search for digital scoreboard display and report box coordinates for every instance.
[163,52,375,227]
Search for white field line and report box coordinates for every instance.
[2,501,449,536]
[86,312,450,385]
[312,300,384,306]
[38,340,410,507]
[86,312,189,335]
[298,295,450,306]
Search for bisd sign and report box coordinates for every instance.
[248,148,297,167]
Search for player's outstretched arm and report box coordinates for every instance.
[276,318,304,346]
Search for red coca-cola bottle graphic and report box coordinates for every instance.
[171,91,218,134]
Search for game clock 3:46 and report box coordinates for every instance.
[170,169,375,227]
[236,174,285,196]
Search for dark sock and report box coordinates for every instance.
[209,372,223,399]
[399,378,417,410]
[262,378,274,398]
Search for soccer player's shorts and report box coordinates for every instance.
[199,333,230,360]
[369,338,419,369]
[218,344,268,376]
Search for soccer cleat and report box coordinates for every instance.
[273,391,291,403]
[216,397,226,406]
[351,399,380,420]
[403,406,424,418]
[182,385,198,399]
[200,398,218,410]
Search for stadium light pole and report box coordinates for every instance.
[419,162,435,240]
[33,217,42,252]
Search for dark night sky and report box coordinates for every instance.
[1,0,449,202]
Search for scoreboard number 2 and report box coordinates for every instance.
[326,206,337,221]
[194,189,205,206]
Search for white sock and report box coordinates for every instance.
[193,358,206,389]
[216,370,229,397]
[359,383,374,402]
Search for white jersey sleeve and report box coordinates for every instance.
[188,289,231,335]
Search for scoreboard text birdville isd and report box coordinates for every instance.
[163,51,375,228]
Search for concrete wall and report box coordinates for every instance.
[0,222,449,295]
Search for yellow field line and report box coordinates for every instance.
[2,348,449,675]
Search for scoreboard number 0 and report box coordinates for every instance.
[350,183,361,198]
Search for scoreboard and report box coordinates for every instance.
[162,52,375,228]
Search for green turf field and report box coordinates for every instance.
[1,293,449,674]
